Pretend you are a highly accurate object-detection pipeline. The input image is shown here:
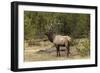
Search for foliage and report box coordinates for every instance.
[24,11,90,40]
[76,38,90,57]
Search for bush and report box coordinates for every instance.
[76,38,90,57]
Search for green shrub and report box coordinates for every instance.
[76,38,90,57]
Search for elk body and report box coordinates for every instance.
[45,31,71,57]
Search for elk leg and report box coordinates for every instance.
[56,46,60,57]
[65,47,68,56]
[67,48,70,57]
[66,43,70,57]
[56,46,58,57]
[65,47,70,57]
[67,43,70,57]
[58,46,60,56]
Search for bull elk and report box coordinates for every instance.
[45,23,71,57]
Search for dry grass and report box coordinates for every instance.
[24,38,90,62]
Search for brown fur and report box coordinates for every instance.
[45,32,71,57]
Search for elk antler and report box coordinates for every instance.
[45,22,53,31]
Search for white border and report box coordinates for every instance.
[18,5,96,68]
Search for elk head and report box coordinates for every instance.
[44,23,55,42]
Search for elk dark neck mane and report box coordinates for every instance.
[47,33,55,42]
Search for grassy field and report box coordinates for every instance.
[24,38,90,62]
